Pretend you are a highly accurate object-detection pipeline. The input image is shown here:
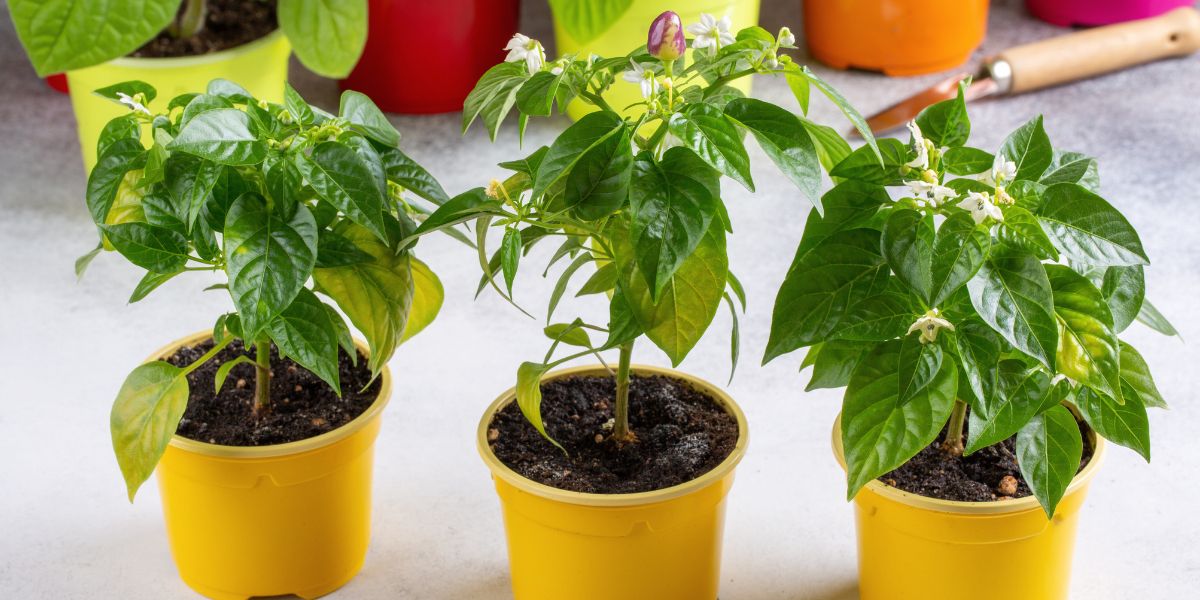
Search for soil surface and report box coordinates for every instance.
[882,413,1095,502]
[167,339,379,446]
[488,374,740,494]
[131,0,278,58]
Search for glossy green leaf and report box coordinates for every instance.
[110,361,190,500]
[725,98,821,206]
[214,355,259,395]
[565,124,633,220]
[1076,385,1149,461]
[952,318,1001,409]
[833,292,915,342]
[915,81,969,147]
[380,147,451,205]
[86,139,145,225]
[278,0,368,78]
[943,147,994,175]
[799,117,852,175]
[500,228,522,294]
[169,109,267,166]
[803,339,868,391]
[1016,404,1083,517]
[998,205,1058,260]
[576,263,618,297]
[1118,342,1166,409]
[268,288,341,394]
[284,82,315,126]
[101,222,188,273]
[793,181,889,260]
[1135,298,1178,337]
[545,322,592,348]
[930,213,990,307]
[97,114,142,160]
[296,142,388,241]
[75,243,103,280]
[842,337,958,498]
[1100,265,1144,333]
[223,197,318,340]
[462,62,528,135]
[630,147,720,300]
[1042,151,1099,191]
[401,258,443,342]
[516,70,563,116]
[1038,183,1148,267]
[1047,265,1122,402]
[966,361,1054,454]
[340,90,400,147]
[881,209,935,302]
[316,229,374,268]
[10,0,177,76]
[1000,115,1053,181]
[829,138,908,186]
[165,154,222,229]
[967,245,1058,369]
[534,111,626,200]
[669,104,753,191]
[800,66,881,162]
[515,361,563,448]
[128,269,182,303]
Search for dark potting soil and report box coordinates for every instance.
[130,0,278,59]
[881,412,1095,502]
[166,339,379,446]
[488,374,740,494]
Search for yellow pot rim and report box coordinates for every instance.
[86,29,288,71]
[477,363,749,508]
[151,330,391,459]
[831,411,1106,515]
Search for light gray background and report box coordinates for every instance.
[2,0,1197,598]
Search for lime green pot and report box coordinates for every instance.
[66,30,291,170]
[551,0,761,120]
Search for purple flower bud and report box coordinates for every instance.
[647,11,686,61]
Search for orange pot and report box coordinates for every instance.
[803,0,990,76]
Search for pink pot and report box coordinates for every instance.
[1027,0,1194,27]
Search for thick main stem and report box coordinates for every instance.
[168,0,207,38]
[253,336,271,416]
[612,341,634,442]
[942,399,967,456]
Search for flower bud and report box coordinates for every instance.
[648,11,686,61]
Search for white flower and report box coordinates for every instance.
[550,66,563,76]
[957,191,1005,224]
[778,26,796,47]
[504,33,545,75]
[688,13,735,52]
[905,120,929,170]
[117,92,150,115]
[979,154,1017,186]
[908,309,956,344]
[905,179,956,207]
[622,60,658,99]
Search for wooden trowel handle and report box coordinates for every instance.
[997,7,1200,94]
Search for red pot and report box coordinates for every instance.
[341,0,521,114]
[45,73,69,94]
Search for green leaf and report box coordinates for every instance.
[1016,404,1083,518]
[206,79,253,103]
[881,209,935,302]
[547,0,633,44]
[723,293,741,384]
[340,90,400,147]
[110,361,190,501]
[314,224,415,375]
[268,288,341,394]
[1047,265,1122,402]
[1100,265,1144,333]
[101,223,188,273]
[952,319,1001,409]
[545,322,592,348]
[800,66,880,162]
[943,147,994,175]
[1076,385,1149,461]
[547,253,594,323]
[724,98,821,206]
[669,104,754,191]
[278,0,367,78]
[1041,151,1099,191]
[409,188,502,239]
[564,124,633,220]
[967,245,1058,370]
[284,82,315,126]
[1118,342,1166,409]
[316,229,374,268]
[214,356,259,395]
[1038,183,1148,267]
[794,181,889,260]
[915,81,969,147]
[576,263,618,296]
[97,114,142,160]
[1135,298,1178,337]
[803,340,868,391]
[516,70,564,116]
[842,337,958,498]
[10,0,177,76]
[500,228,522,294]
[515,361,563,448]
[93,79,158,103]
[401,258,443,342]
[380,147,451,205]
[180,94,234,127]
[224,196,318,340]
[1000,115,1053,181]
[620,220,729,366]
[630,147,720,300]
[165,155,222,229]
[128,269,182,303]
[966,361,1054,454]
[86,139,145,225]
[799,117,852,175]
[833,292,916,342]
[296,142,389,241]
[765,229,887,362]
[168,108,267,166]
[930,213,990,307]
[462,62,528,135]
[534,111,626,200]
[75,243,103,279]
[829,138,908,186]
[998,205,1058,260]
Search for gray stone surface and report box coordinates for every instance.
[1,1,1198,598]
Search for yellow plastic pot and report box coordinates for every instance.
[67,30,291,170]
[477,364,749,600]
[831,413,1106,600]
[552,0,761,120]
[150,331,390,600]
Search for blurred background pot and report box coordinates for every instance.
[551,0,762,120]
[66,30,290,170]
[804,0,990,76]
[341,0,521,114]
[1027,0,1194,27]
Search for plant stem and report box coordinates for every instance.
[253,335,271,417]
[942,399,967,456]
[168,0,207,39]
[612,341,634,442]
